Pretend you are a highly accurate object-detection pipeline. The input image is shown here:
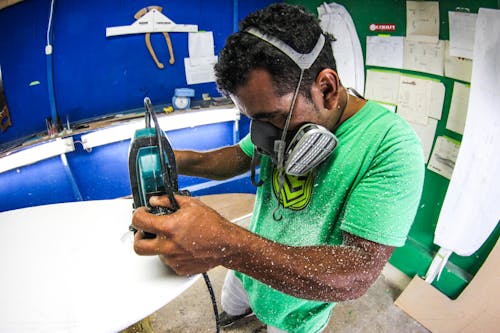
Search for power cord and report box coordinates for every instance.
[202,272,221,333]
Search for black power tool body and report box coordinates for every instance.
[127,97,220,332]
[128,97,187,237]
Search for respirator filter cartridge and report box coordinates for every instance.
[284,123,338,176]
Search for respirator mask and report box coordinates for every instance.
[245,28,342,219]
[245,28,338,181]
[250,120,337,177]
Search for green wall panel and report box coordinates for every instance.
[287,0,500,298]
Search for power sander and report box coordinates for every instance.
[127,97,220,331]
[128,97,184,238]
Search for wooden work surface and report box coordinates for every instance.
[199,193,255,222]
[395,237,500,332]
[0,193,254,333]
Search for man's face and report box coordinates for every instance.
[231,69,332,131]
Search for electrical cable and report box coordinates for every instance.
[203,272,221,333]
[46,0,55,46]
[46,0,60,131]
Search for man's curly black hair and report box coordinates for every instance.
[214,3,337,101]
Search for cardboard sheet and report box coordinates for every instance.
[395,238,500,333]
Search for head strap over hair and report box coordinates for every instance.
[245,27,325,70]
[244,27,326,221]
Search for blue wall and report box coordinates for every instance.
[0,0,275,145]
[0,121,257,212]
[0,0,271,211]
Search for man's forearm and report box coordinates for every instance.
[175,150,212,177]
[175,146,251,180]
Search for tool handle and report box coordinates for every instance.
[130,190,191,239]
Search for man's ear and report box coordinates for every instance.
[314,69,340,110]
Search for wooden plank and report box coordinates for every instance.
[395,237,500,332]
[0,0,23,10]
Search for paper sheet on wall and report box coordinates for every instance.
[365,69,438,162]
[408,118,438,163]
[428,136,460,179]
[404,39,444,76]
[406,1,439,43]
[184,32,217,84]
[318,2,365,94]
[188,31,214,58]
[397,75,444,125]
[365,70,400,105]
[444,41,473,82]
[449,11,477,59]
[366,36,405,69]
[446,82,470,135]
[433,8,500,257]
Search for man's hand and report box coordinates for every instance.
[132,195,237,275]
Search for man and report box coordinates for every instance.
[132,4,424,333]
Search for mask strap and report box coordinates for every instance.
[272,69,304,221]
[244,28,325,221]
[346,87,366,100]
[245,28,325,70]
[250,147,264,187]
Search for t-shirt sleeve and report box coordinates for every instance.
[238,133,254,157]
[340,123,425,247]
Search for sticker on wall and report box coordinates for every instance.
[369,23,396,32]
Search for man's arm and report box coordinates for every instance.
[227,229,394,302]
[175,144,252,180]
[132,195,394,303]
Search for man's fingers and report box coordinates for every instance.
[132,207,167,236]
[149,195,174,208]
[133,232,177,255]
[149,193,195,208]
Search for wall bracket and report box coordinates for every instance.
[106,7,197,37]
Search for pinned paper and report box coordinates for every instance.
[449,11,477,59]
[409,118,438,163]
[428,136,460,179]
[446,82,470,135]
[188,31,214,58]
[184,31,217,84]
[366,36,404,69]
[404,39,444,76]
[397,75,444,125]
[444,41,473,82]
[406,1,440,43]
[184,57,217,84]
[365,69,400,105]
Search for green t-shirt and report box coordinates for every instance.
[236,101,424,333]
